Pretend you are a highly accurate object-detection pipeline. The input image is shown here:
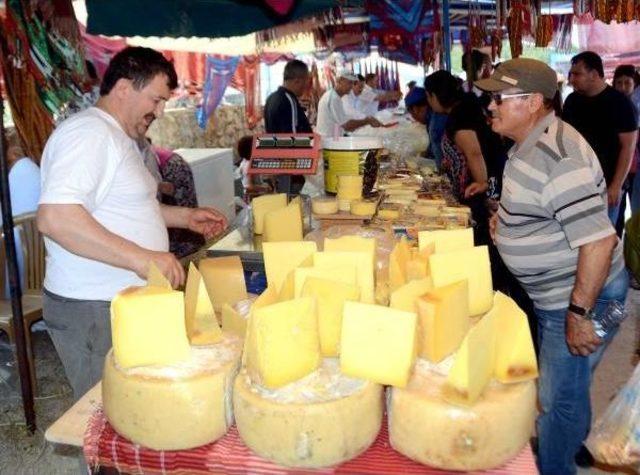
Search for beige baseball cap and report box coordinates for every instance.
[337,68,357,81]
[475,58,558,100]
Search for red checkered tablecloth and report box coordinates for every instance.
[84,407,538,475]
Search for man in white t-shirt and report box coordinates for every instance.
[316,69,382,138]
[358,73,403,116]
[341,74,367,120]
[37,47,228,400]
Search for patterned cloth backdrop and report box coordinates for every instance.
[196,55,240,129]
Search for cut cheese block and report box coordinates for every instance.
[389,277,433,313]
[311,197,339,215]
[242,287,280,367]
[245,297,320,388]
[111,286,190,368]
[416,280,470,362]
[350,200,377,216]
[418,228,474,253]
[444,310,496,406]
[341,301,417,388]
[233,359,382,468]
[406,246,433,281]
[185,262,222,345]
[388,360,536,470]
[378,208,400,220]
[337,174,363,200]
[146,262,172,289]
[429,246,493,316]
[221,303,247,338]
[263,201,303,242]
[293,264,357,298]
[314,251,375,304]
[199,256,247,311]
[103,334,242,450]
[389,238,411,292]
[492,292,538,383]
[252,193,287,234]
[323,236,376,303]
[301,277,360,357]
[263,241,317,295]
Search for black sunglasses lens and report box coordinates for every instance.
[492,94,502,105]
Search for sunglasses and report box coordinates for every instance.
[490,92,534,105]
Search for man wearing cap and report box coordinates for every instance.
[315,69,382,137]
[562,51,638,226]
[404,86,448,168]
[477,58,628,475]
[342,74,367,120]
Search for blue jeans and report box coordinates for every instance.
[608,202,621,226]
[535,269,629,475]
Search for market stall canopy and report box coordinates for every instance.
[84,0,340,38]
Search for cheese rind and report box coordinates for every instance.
[199,256,247,311]
[252,193,287,234]
[185,262,222,345]
[102,335,242,450]
[111,286,190,368]
[233,370,383,468]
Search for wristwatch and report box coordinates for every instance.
[568,302,594,319]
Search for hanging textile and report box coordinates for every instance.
[162,51,207,87]
[230,55,261,129]
[196,55,239,129]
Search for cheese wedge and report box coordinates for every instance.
[389,277,433,313]
[252,193,287,234]
[262,241,317,295]
[418,228,474,254]
[221,303,247,338]
[301,277,360,356]
[416,280,470,362]
[324,235,376,267]
[443,310,496,406]
[199,256,247,310]
[111,286,190,368]
[245,297,321,388]
[293,264,357,298]
[429,246,493,316]
[492,292,538,383]
[184,262,222,345]
[389,238,411,292]
[314,251,375,304]
[341,301,417,387]
[146,262,172,289]
[263,201,303,242]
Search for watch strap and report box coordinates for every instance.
[568,302,589,317]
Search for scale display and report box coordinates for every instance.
[247,133,320,176]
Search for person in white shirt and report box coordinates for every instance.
[358,73,403,116]
[37,47,228,400]
[342,74,367,120]
[316,69,382,137]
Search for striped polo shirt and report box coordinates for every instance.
[496,112,624,310]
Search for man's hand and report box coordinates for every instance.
[367,117,383,128]
[489,212,498,245]
[187,207,228,239]
[136,251,185,288]
[607,184,622,208]
[566,312,601,356]
[464,181,488,199]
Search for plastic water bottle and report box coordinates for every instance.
[592,301,627,338]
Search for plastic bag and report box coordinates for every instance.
[586,362,640,468]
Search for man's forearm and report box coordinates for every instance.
[343,118,370,132]
[570,234,618,309]
[611,131,637,189]
[37,204,145,273]
[160,204,192,228]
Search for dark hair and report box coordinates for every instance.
[237,135,253,161]
[462,50,491,77]
[357,74,365,82]
[545,90,563,116]
[614,64,638,86]
[283,60,309,81]
[100,47,178,96]
[85,60,98,81]
[423,70,463,109]
[365,73,377,83]
[571,51,604,78]
[407,80,417,88]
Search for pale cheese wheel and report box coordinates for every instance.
[312,197,339,215]
[102,333,242,450]
[388,358,536,471]
[350,200,377,216]
[337,175,363,200]
[338,199,352,212]
[234,358,383,468]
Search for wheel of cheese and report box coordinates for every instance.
[102,333,242,450]
[350,200,377,216]
[388,359,536,470]
[233,358,383,468]
[312,197,339,215]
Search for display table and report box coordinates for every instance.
[45,383,538,475]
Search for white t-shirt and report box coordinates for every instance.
[316,89,349,137]
[359,85,380,116]
[342,91,366,120]
[39,107,169,301]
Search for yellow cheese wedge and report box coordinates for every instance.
[378,208,400,220]
[185,262,222,345]
[350,200,377,216]
[389,237,411,292]
[324,235,376,265]
[293,264,357,298]
[389,277,433,313]
[221,303,247,338]
[263,201,303,242]
[252,193,287,234]
[301,277,360,356]
[341,301,417,387]
[418,228,474,253]
[492,292,538,383]
[337,174,363,200]
[246,297,321,388]
[262,241,317,295]
[311,197,339,215]
[429,246,493,316]
[199,256,247,311]
[146,261,172,289]
[443,310,496,406]
[111,286,190,368]
[416,280,470,362]
[314,251,375,304]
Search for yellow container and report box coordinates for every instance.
[322,137,383,194]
